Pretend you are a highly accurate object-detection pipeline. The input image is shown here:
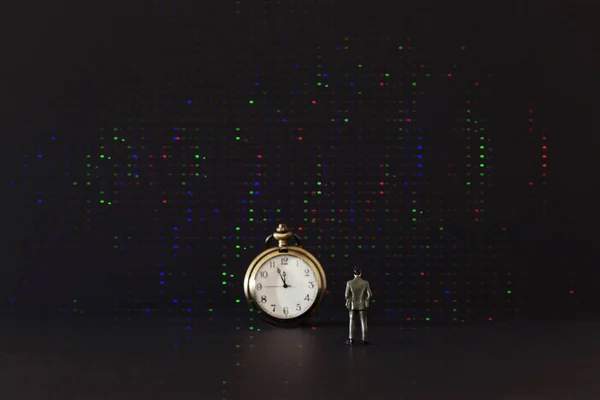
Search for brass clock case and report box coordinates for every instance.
[243,246,327,327]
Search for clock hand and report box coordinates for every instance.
[276,268,289,288]
[264,285,293,288]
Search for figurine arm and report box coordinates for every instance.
[366,283,373,300]
[345,282,352,300]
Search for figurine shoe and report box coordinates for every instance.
[345,339,354,346]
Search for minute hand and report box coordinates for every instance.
[276,268,289,288]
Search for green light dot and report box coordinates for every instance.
[439,227,444,231]
[208,308,213,312]
[480,155,485,158]
[222,281,227,285]
[235,227,240,230]
[235,299,240,303]
[235,136,240,140]
[480,145,485,149]
[466,181,471,185]
[480,163,485,167]
[480,136,485,140]
[507,290,512,294]
[100,200,105,204]
[222,272,227,276]
[411,82,416,86]
[236,127,241,131]
[248,100,254,104]
[73,299,77,303]
[358,64,363,68]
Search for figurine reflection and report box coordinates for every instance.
[345,267,372,345]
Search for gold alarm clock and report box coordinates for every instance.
[243,224,327,326]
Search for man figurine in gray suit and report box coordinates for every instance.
[345,267,372,345]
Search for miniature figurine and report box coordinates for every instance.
[345,266,372,345]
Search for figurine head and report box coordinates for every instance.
[353,267,362,277]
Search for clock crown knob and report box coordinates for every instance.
[265,223,301,250]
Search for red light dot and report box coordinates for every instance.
[542,136,547,140]
[420,272,425,276]
[447,73,452,77]
[379,181,384,186]
[569,290,575,295]
[311,100,316,104]
[528,182,533,186]
[379,191,384,195]
[488,317,493,321]
[257,154,262,159]
[162,155,167,159]
[542,164,547,168]
[162,200,167,204]
[284,381,289,385]
[298,136,303,140]
[311,326,316,330]
[542,145,547,149]
[542,155,547,158]
[420,64,425,68]
[379,82,385,86]
[474,82,479,86]
[474,209,479,213]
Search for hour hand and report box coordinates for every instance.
[276,268,288,287]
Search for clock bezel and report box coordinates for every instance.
[243,246,327,327]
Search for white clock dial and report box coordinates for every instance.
[253,254,319,319]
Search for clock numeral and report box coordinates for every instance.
[256,283,262,291]
[269,261,276,268]
[304,294,310,301]
[281,257,289,265]
[271,304,276,312]
[260,271,268,278]
[296,304,301,311]
[260,295,267,303]
[304,269,310,277]
[308,282,315,289]
[283,307,289,315]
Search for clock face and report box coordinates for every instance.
[253,254,319,320]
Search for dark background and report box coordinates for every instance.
[1,0,598,322]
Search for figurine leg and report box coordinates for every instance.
[359,310,368,343]
[348,310,356,341]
